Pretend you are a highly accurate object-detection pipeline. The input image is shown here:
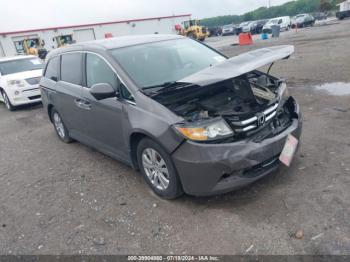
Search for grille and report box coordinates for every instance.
[242,156,280,178]
[229,103,279,133]
[23,88,39,93]
[25,77,41,85]
[28,95,41,100]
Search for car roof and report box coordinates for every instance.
[269,16,289,20]
[61,34,182,51]
[47,34,185,60]
[85,34,184,49]
[0,55,37,62]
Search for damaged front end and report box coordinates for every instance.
[141,45,301,195]
[158,72,296,143]
[145,45,298,144]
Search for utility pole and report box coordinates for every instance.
[268,0,271,8]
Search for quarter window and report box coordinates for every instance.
[61,53,83,85]
[86,53,119,89]
[120,83,135,102]
[44,56,59,81]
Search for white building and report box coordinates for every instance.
[338,0,350,11]
[0,14,191,57]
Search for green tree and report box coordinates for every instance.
[320,0,333,11]
[200,0,339,28]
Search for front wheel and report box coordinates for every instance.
[51,108,74,143]
[1,91,15,111]
[137,138,183,199]
[187,32,196,39]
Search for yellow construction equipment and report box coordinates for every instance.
[13,38,42,55]
[176,19,209,41]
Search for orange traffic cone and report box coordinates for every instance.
[239,33,253,46]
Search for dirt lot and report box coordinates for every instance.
[1,19,350,255]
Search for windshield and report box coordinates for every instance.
[110,38,226,89]
[0,58,44,75]
[223,24,233,29]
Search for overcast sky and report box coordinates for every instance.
[0,0,292,32]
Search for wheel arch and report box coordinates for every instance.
[129,131,156,170]
[47,104,54,123]
[129,129,176,170]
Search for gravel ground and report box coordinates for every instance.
[0,19,350,255]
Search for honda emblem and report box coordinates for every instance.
[256,113,266,127]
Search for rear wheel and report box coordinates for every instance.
[137,138,183,199]
[187,32,196,39]
[51,108,74,143]
[1,91,15,111]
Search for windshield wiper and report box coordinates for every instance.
[142,81,192,96]
[142,81,180,90]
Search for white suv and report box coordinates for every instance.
[0,55,44,111]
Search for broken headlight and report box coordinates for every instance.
[174,118,233,142]
[278,82,290,101]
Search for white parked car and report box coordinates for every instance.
[242,21,256,33]
[263,16,291,33]
[0,56,44,111]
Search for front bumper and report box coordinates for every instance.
[222,30,234,35]
[7,85,41,106]
[171,98,302,196]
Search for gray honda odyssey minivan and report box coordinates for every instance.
[40,34,302,199]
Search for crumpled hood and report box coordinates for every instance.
[179,45,294,87]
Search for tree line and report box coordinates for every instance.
[200,0,342,28]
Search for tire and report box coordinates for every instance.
[137,138,183,199]
[187,32,196,39]
[50,108,74,143]
[1,91,15,111]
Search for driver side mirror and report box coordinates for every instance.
[90,83,118,100]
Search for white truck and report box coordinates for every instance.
[336,0,350,20]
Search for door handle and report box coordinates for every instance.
[74,99,91,110]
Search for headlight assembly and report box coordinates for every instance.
[278,82,290,101]
[174,118,233,142]
[7,80,26,88]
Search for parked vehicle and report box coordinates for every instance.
[313,12,328,20]
[0,56,44,111]
[208,26,222,37]
[41,35,302,199]
[242,21,255,33]
[253,20,269,34]
[238,21,251,34]
[176,19,209,41]
[263,16,291,33]
[221,24,236,36]
[336,0,350,20]
[291,14,315,28]
[242,20,268,35]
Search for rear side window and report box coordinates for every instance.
[44,56,59,81]
[61,53,83,85]
[86,53,119,89]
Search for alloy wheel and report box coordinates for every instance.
[142,148,170,191]
[53,112,65,138]
[3,92,11,110]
